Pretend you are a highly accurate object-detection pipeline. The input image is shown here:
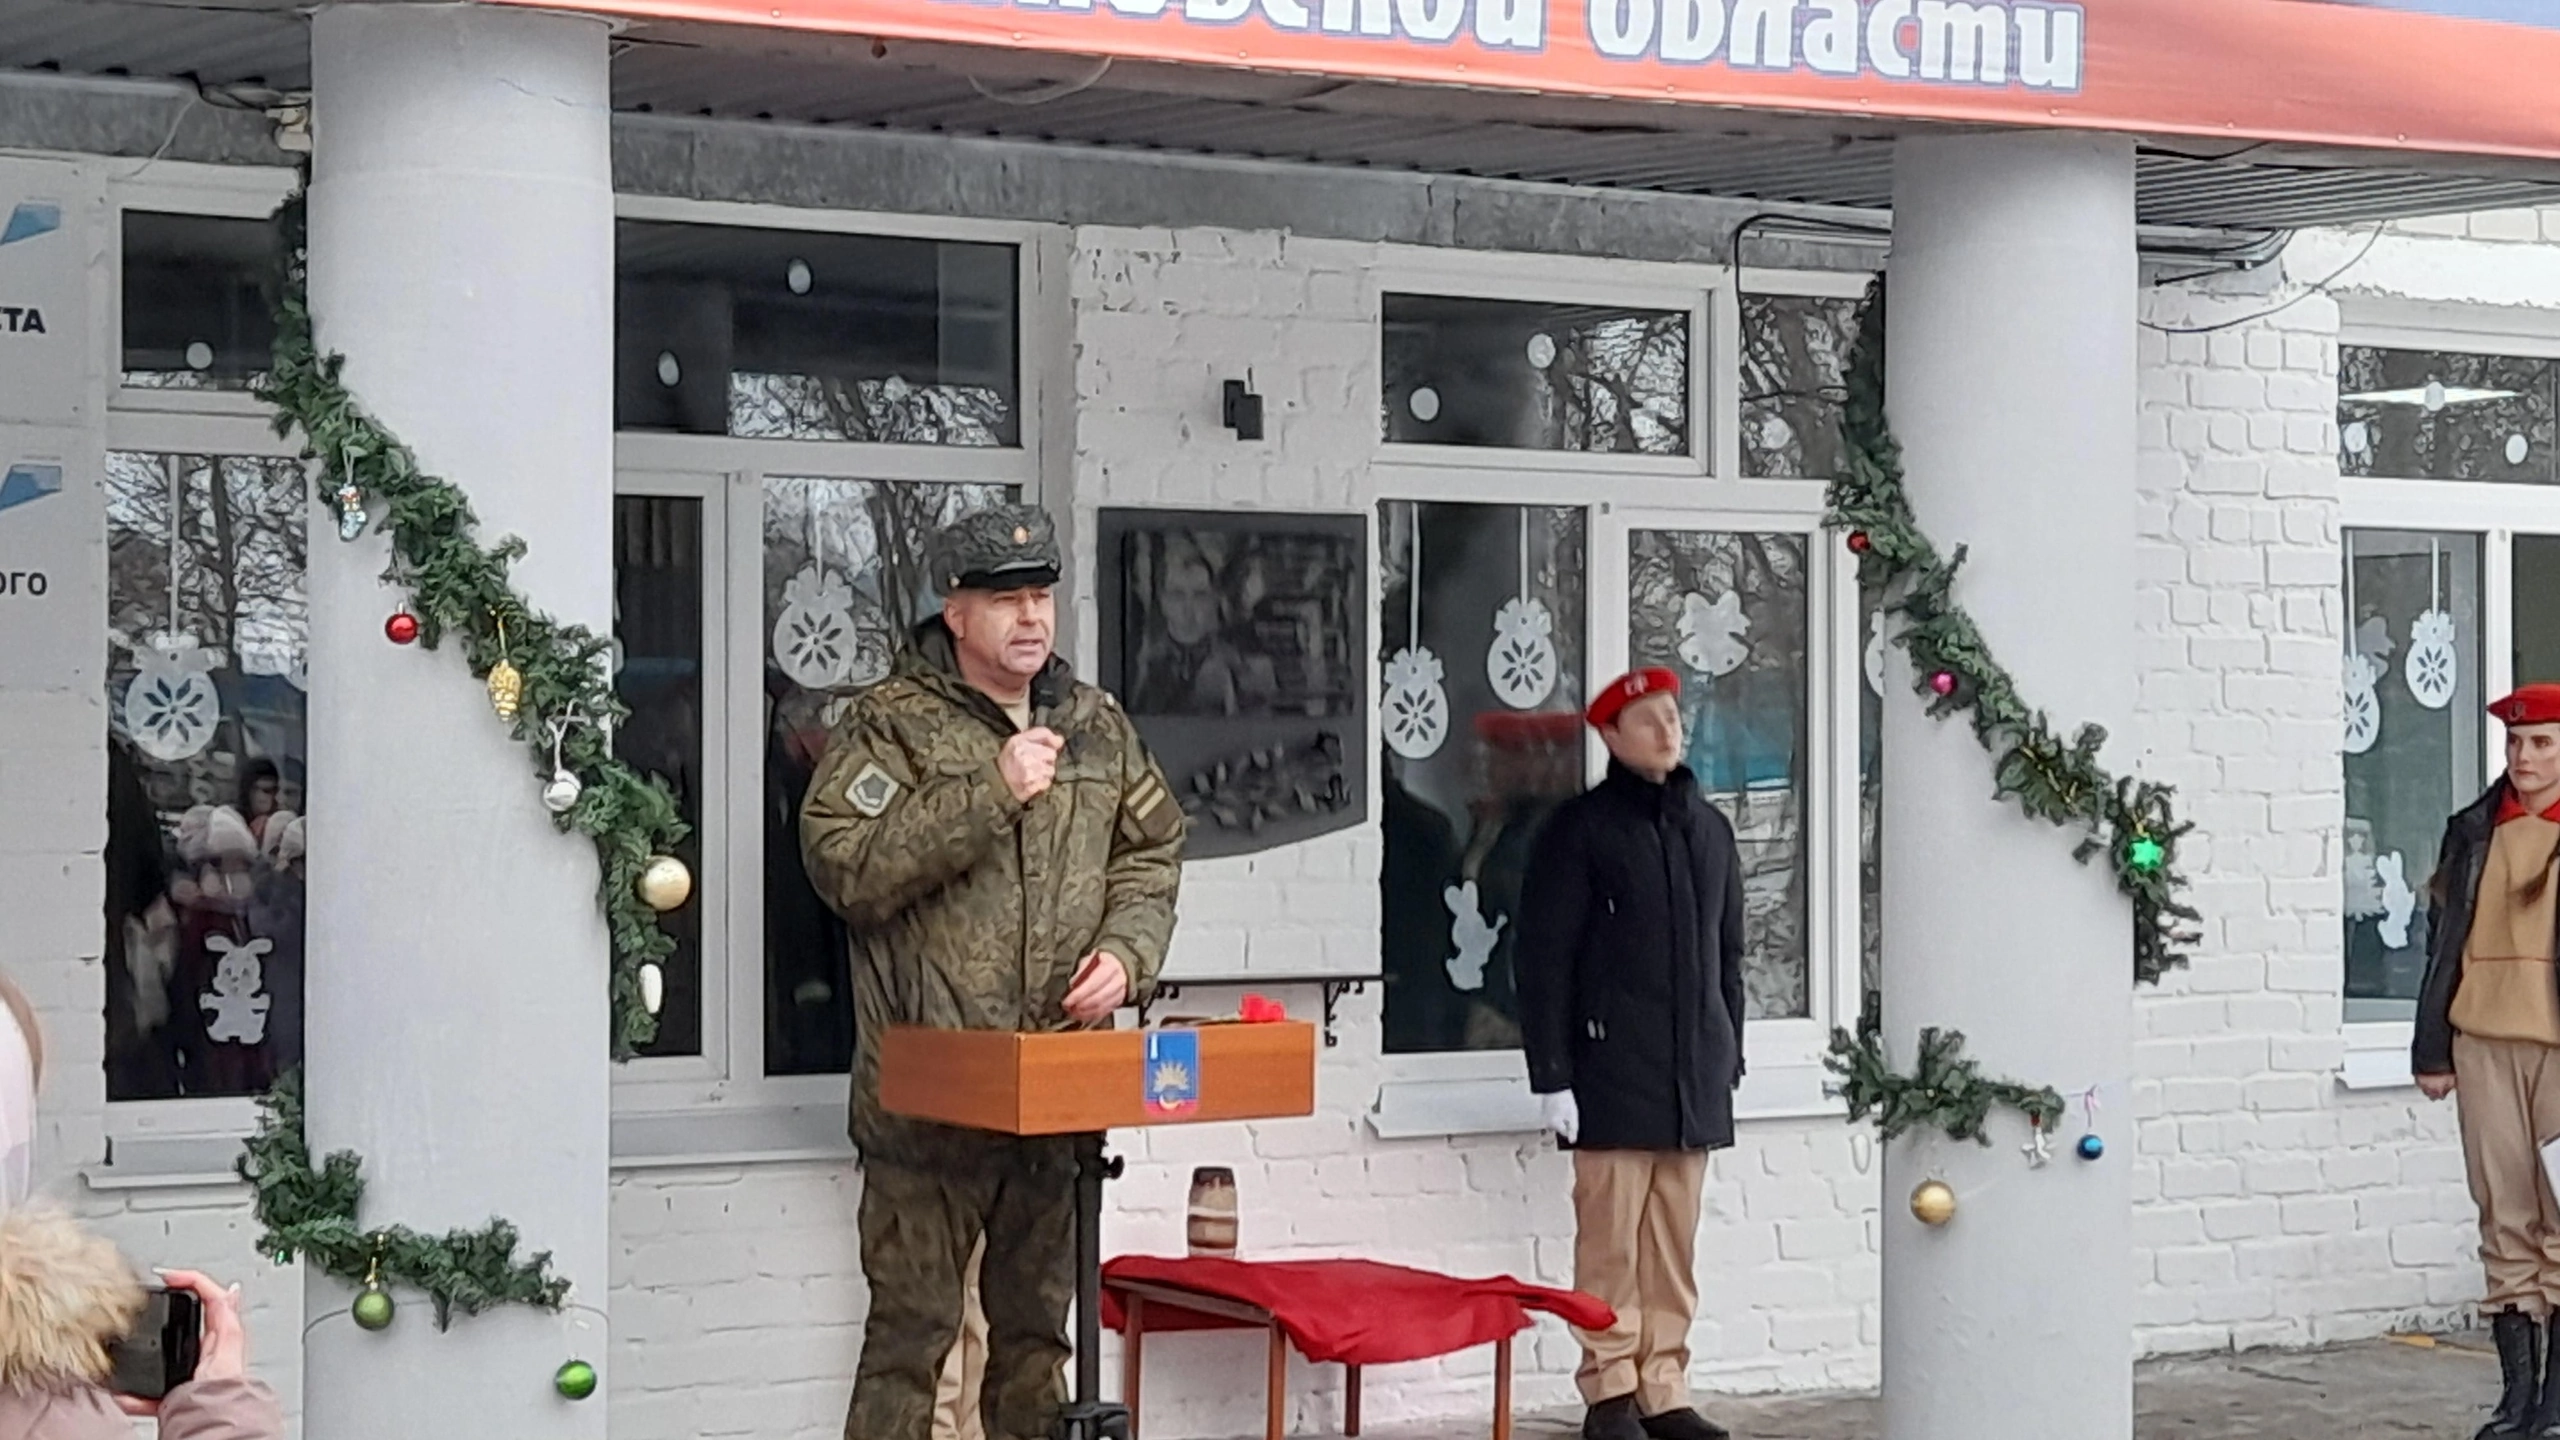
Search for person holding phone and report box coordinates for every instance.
[2415,684,2560,1440]
[0,972,283,1439]
[801,505,1185,1440]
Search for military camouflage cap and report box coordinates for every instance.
[931,504,1062,595]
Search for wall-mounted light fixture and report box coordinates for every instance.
[1223,378,1265,441]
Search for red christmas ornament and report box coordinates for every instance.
[1930,671,1958,697]
[385,611,420,646]
[1847,530,1872,555]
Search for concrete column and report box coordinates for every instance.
[1879,133,2138,1440]
[304,6,613,1436]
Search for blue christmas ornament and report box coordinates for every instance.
[2076,1133,2105,1162]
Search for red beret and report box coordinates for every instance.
[2491,684,2560,727]
[1475,710,1583,751]
[1587,667,1681,728]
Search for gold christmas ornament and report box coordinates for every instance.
[1910,1179,1957,1228]
[637,855,692,912]
[488,616,523,721]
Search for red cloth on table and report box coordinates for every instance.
[1099,1256,1615,1367]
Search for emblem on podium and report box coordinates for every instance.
[1144,1030,1201,1118]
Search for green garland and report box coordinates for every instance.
[1819,278,2196,1145]
[237,1072,570,1330]
[253,181,686,1058]
[1827,278,2199,985]
[1825,994,2063,1143]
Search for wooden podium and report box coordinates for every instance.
[881,1020,1318,1440]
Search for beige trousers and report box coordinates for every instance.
[1571,1149,1707,1413]
[2456,1034,2560,1316]
[931,1238,990,1440]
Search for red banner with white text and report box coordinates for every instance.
[500,0,2560,162]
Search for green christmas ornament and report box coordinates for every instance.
[2127,836,2166,872]
[353,1282,396,1332]
[555,1359,599,1401]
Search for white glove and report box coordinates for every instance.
[1540,1090,1580,1145]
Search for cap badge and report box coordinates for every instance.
[1013,526,1031,545]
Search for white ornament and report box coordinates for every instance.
[1408,387,1441,423]
[2341,650,2384,756]
[184,341,214,372]
[787,258,813,295]
[656,351,682,388]
[198,935,273,1046]
[2343,420,2371,457]
[773,564,860,690]
[2378,851,2417,950]
[1381,647,1450,760]
[2510,434,2532,467]
[640,962,665,1016]
[1676,589,1751,678]
[1863,610,1887,698]
[1525,332,1558,370]
[544,769,584,815]
[124,633,223,763]
[2405,609,2458,711]
[2022,1126,2053,1169]
[1486,597,1559,709]
[1444,882,1505,993]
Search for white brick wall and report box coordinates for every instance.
[11,165,2559,1440]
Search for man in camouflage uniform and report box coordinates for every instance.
[802,504,1186,1440]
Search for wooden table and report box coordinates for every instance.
[1108,1276,1515,1440]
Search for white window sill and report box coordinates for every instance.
[2340,1050,2419,1091]
[88,1103,859,1189]
[1366,1061,1846,1140]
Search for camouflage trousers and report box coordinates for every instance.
[849,1136,1084,1440]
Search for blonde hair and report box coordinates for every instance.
[0,970,36,1085]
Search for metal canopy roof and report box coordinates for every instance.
[12,0,2560,232]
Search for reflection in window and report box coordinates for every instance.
[1379,501,1587,1056]
[1629,530,1811,1020]
[614,497,707,1059]
[103,453,306,1101]
[1382,295,1689,456]
[2523,536,2560,692]
[762,477,1013,1075]
[121,211,280,391]
[2340,347,2559,485]
[616,221,1018,446]
[1741,294,1860,480]
[2342,530,2484,1023]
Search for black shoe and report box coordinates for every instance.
[1583,1396,1647,1440]
[2530,1316,2560,1438]
[1639,1409,1731,1440]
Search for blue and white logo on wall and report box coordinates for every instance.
[0,202,61,249]
[0,463,62,517]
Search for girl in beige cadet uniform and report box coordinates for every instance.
[2416,683,2560,1440]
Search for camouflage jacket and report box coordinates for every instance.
[801,622,1185,1165]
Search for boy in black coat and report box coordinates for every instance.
[1517,667,1746,1440]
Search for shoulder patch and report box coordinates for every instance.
[845,762,902,818]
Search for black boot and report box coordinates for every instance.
[2485,1312,2541,1439]
[2498,1306,2560,1424]
[2519,1306,2560,1424]
[1584,1396,1647,1440]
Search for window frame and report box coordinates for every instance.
[1368,255,1867,1136]
[99,166,311,1171]
[93,178,1062,1171]
[2337,302,2560,1092]
[602,198,1063,1159]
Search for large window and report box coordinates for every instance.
[2339,330,2560,1083]
[1370,258,1870,1131]
[609,212,1039,1129]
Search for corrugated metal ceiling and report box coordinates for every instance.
[12,0,2560,232]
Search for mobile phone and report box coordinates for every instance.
[105,1283,203,1400]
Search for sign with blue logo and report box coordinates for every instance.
[1144,1030,1201,1119]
